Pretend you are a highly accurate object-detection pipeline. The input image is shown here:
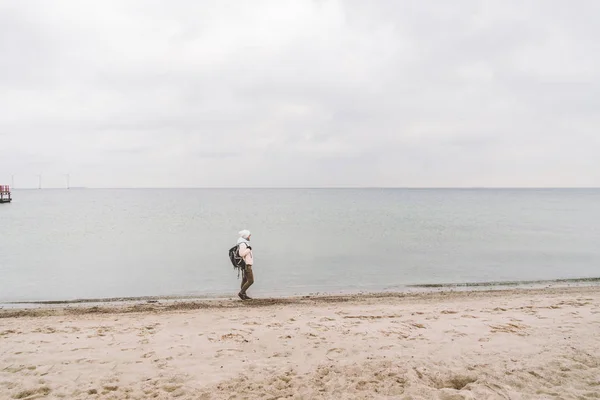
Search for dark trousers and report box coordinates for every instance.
[241,265,254,294]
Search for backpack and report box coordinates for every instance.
[228,243,252,276]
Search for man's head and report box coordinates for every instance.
[239,229,251,240]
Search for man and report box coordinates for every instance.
[237,230,254,300]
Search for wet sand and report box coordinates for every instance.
[1,287,599,399]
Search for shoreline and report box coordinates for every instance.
[2,285,599,318]
[2,276,599,308]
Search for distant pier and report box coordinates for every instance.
[0,185,12,203]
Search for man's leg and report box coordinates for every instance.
[240,271,247,290]
[240,266,254,299]
[239,268,248,300]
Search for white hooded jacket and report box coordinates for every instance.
[237,231,253,266]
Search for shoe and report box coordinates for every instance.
[238,292,245,300]
[243,294,252,300]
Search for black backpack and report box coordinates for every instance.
[228,243,252,276]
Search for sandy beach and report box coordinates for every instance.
[1,287,599,399]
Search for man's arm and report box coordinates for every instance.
[238,243,250,257]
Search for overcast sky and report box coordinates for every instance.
[1,0,599,188]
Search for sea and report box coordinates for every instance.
[1,188,599,304]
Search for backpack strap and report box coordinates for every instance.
[238,242,252,250]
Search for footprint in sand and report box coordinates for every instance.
[489,323,530,336]
[325,348,346,359]
[307,322,330,332]
[220,333,249,343]
[0,330,22,337]
[34,327,58,334]
[380,330,410,339]
[232,328,254,335]
[216,348,243,354]
[12,387,52,399]
[269,352,291,358]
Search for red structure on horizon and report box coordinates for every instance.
[0,185,11,203]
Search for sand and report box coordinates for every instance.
[1,287,599,399]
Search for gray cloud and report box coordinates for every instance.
[1,0,599,188]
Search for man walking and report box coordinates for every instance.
[237,230,254,300]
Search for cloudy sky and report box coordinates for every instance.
[1,0,599,188]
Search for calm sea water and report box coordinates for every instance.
[1,189,599,302]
